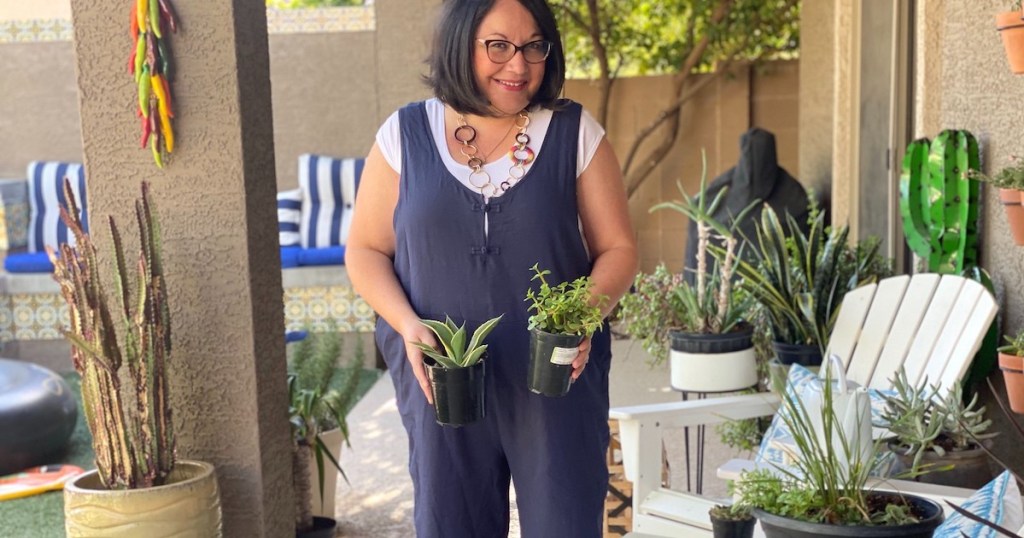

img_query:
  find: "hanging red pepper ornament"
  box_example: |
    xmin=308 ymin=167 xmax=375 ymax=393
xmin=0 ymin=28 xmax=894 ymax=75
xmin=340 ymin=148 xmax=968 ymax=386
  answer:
xmin=129 ymin=0 xmax=178 ymax=168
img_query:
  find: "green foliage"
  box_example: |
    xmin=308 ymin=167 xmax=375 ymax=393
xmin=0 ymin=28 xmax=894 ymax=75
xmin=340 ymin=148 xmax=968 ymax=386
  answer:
xmin=411 ymin=314 xmax=503 ymax=369
xmin=525 ymin=263 xmax=606 ymax=337
xmin=708 ymin=503 xmax=753 ymax=521
xmin=266 ymin=0 xmax=364 ymax=8
xmin=999 ymin=329 xmax=1024 ymax=356
xmin=968 ymin=158 xmax=1024 ymax=191
xmin=49 ymin=181 xmax=174 ymax=490
xmin=551 ymin=0 xmax=800 ymax=78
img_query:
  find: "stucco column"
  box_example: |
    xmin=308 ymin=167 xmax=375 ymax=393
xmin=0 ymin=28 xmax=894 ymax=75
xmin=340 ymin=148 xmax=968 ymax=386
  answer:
xmin=67 ymin=1 xmax=293 ymax=536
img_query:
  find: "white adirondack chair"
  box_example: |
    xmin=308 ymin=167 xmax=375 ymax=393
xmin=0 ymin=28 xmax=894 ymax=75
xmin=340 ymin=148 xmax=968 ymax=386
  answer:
xmin=611 ymin=273 xmax=999 ymax=537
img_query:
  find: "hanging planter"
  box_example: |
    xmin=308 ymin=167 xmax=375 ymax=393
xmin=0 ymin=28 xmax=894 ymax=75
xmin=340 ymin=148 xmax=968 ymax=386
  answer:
xmin=670 ymin=324 xmax=757 ymax=393
xmin=997 ymin=9 xmax=1024 ymax=74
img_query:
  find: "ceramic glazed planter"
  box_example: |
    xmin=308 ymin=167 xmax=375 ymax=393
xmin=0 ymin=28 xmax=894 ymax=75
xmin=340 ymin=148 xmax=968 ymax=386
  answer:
xmin=887 ymin=440 xmax=994 ymax=489
xmin=307 ymin=428 xmax=344 ymax=519
xmin=710 ymin=514 xmax=756 ymax=538
xmin=999 ymin=188 xmax=1024 ymax=245
xmin=997 ymin=10 xmax=1024 ymax=74
xmin=670 ymin=325 xmax=757 ymax=393
xmin=772 ymin=341 xmax=823 ymax=367
xmin=425 ymin=357 xmax=486 ymax=426
xmin=64 ymin=460 xmax=222 ymax=537
xmin=528 ymin=328 xmax=582 ymax=397
xmin=999 ymin=352 xmax=1024 ymax=414
xmin=753 ymin=492 xmax=943 ymax=538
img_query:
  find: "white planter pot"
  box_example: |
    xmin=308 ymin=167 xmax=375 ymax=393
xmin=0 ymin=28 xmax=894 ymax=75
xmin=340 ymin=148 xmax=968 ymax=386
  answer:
xmin=307 ymin=428 xmax=344 ymax=519
xmin=670 ymin=346 xmax=758 ymax=393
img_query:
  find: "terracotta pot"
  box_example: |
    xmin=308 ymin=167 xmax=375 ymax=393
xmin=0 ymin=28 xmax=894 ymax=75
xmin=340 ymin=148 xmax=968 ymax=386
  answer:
xmin=999 ymin=188 xmax=1024 ymax=245
xmin=999 ymin=352 xmax=1024 ymax=414
xmin=997 ymin=10 xmax=1024 ymax=74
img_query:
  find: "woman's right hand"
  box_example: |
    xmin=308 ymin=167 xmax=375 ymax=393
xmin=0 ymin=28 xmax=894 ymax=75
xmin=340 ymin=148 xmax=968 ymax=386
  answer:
xmin=402 ymin=319 xmax=437 ymax=405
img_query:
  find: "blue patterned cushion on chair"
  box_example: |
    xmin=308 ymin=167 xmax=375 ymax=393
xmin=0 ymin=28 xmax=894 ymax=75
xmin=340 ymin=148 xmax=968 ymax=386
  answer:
xmin=297 ymin=245 xmax=345 ymax=267
xmin=297 ymin=154 xmax=363 ymax=249
xmin=3 ymin=251 xmax=55 ymax=273
xmin=27 ymin=161 xmax=87 ymax=253
xmin=934 ymin=471 xmax=1023 ymax=538
xmin=277 ymin=189 xmax=302 ymax=247
xmin=280 ymin=246 xmax=301 ymax=269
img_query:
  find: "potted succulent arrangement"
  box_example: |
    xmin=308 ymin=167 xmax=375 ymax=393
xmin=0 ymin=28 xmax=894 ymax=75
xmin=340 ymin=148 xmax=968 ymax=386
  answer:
xmin=998 ymin=329 xmax=1024 ymax=413
xmin=524 ymin=263 xmax=606 ymax=397
xmin=48 ymin=181 xmax=223 ymax=537
xmin=733 ymin=369 xmax=944 ymax=538
xmin=708 ymin=503 xmax=756 ymax=538
xmin=967 ymin=157 xmax=1024 ymax=245
xmin=411 ymin=314 xmax=503 ymax=425
xmin=880 ymin=368 xmax=997 ymax=489
xmin=288 ymin=327 xmax=365 ymax=536
xmin=997 ymin=1 xmax=1024 ymax=74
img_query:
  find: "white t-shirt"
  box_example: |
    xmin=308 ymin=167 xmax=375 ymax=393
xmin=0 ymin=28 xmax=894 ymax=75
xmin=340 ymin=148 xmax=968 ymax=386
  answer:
xmin=375 ymin=98 xmax=606 ymax=196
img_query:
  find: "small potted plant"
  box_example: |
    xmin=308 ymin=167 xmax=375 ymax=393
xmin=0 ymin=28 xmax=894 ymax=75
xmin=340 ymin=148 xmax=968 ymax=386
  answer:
xmin=708 ymin=503 xmax=756 ymax=538
xmin=411 ymin=314 xmax=503 ymax=425
xmin=288 ymin=328 xmax=365 ymax=536
xmin=968 ymin=158 xmax=1024 ymax=245
xmin=49 ymin=181 xmax=222 ymax=536
xmin=998 ymin=329 xmax=1024 ymax=413
xmin=880 ymin=368 xmax=997 ymax=489
xmin=524 ymin=264 xmax=606 ymax=397
xmin=997 ymin=1 xmax=1024 ymax=74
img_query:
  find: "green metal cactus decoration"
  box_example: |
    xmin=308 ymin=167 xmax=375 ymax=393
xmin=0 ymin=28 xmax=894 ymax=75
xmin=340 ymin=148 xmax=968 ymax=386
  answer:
xmin=47 ymin=180 xmax=175 ymax=490
xmin=899 ymin=130 xmax=981 ymax=274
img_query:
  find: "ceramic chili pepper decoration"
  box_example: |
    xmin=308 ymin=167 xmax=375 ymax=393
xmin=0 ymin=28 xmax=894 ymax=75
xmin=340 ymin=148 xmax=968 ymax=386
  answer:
xmin=129 ymin=0 xmax=178 ymax=168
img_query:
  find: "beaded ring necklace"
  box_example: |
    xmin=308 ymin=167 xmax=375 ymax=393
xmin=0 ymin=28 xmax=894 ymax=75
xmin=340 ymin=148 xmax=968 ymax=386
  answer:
xmin=454 ymin=110 xmax=535 ymax=197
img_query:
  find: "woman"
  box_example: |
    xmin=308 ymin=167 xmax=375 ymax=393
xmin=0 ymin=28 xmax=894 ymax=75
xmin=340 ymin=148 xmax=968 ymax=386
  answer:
xmin=345 ymin=0 xmax=637 ymax=535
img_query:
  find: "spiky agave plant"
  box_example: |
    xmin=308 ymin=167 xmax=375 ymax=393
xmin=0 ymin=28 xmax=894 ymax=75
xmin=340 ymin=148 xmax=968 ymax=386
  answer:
xmin=412 ymin=314 xmax=504 ymax=368
xmin=47 ymin=179 xmax=174 ymax=489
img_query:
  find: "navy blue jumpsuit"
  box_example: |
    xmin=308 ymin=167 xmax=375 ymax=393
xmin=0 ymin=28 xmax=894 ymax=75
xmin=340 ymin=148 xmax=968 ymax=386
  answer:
xmin=374 ymin=100 xmax=612 ymax=537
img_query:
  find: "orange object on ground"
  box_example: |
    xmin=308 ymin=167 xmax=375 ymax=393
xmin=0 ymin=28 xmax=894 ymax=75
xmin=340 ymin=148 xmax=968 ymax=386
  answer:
xmin=0 ymin=464 xmax=86 ymax=501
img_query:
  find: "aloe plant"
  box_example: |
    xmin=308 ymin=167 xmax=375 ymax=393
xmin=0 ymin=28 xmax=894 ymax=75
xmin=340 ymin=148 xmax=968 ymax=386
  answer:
xmin=412 ymin=314 xmax=503 ymax=368
xmin=998 ymin=330 xmax=1024 ymax=356
xmin=47 ymin=179 xmax=174 ymax=490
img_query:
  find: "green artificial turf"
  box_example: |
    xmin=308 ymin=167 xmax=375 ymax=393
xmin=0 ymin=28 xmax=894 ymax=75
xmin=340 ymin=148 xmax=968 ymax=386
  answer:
xmin=0 ymin=367 xmax=381 ymax=538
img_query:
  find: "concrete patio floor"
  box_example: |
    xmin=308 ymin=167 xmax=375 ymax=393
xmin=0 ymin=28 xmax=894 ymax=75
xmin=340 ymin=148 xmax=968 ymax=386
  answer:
xmin=334 ymin=335 xmax=755 ymax=537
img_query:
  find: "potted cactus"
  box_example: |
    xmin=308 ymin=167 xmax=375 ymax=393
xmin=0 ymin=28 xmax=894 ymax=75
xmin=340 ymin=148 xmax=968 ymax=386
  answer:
xmin=411 ymin=314 xmax=503 ymax=425
xmin=47 ymin=180 xmax=222 ymax=537
xmin=997 ymin=1 xmax=1024 ymax=74
xmin=998 ymin=329 xmax=1024 ymax=414
xmin=524 ymin=264 xmax=606 ymax=397
xmin=967 ymin=157 xmax=1024 ymax=245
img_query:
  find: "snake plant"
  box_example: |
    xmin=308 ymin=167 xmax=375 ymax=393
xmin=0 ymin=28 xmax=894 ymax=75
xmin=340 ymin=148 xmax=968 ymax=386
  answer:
xmin=413 ymin=314 xmax=503 ymax=368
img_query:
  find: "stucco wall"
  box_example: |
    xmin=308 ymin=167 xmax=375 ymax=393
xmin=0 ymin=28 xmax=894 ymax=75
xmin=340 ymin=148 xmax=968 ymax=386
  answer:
xmin=798 ymin=0 xmax=834 ymax=202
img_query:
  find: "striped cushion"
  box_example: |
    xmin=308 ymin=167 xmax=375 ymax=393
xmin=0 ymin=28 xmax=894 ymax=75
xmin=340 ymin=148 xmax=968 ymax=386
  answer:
xmin=934 ymin=471 xmax=1022 ymax=538
xmin=27 ymin=161 xmax=88 ymax=253
xmin=297 ymin=154 xmax=363 ymax=248
xmin=277 ymin=189 xmax=302 ymax=247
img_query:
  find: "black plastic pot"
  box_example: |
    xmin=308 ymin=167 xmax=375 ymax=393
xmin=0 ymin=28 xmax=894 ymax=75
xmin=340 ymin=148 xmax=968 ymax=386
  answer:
xmin=670 ymin=322 xmax=754 ymax=354
xmin=528 ymin=329 xmax=583 ymax=397
xmin=710 ymin=515 xmax=756 ymax=538
xmin=888 ymin=440 xmax=995 ymax=489
xmin=296 ymin=516 xmax=337 ymax=538
xmin=753 ymin=492 xmax=943 ymax=538
xmin=772 ymin=341 xmax=823 ymax=367
xmin=424 ymin=358 xmax=486 ymax=426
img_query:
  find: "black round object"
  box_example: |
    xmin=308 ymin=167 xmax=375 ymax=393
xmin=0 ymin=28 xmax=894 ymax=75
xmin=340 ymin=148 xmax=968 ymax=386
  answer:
xmin=772 ymin=341 xmax=823 ymax=367
xmin=527 ymin=329 xmax=583 ymax=397
xmin=296 ymin=516 xmax=337 ymax=538
xmin=425 ymin=358 xmax=486 ymax=427
xmin=753 ymin=492 xmax=943 ymax=538
xmin=671 ymin=323 xmax=754 ymax=354
xmin=0 ymin=358 xmax=78 ymax=475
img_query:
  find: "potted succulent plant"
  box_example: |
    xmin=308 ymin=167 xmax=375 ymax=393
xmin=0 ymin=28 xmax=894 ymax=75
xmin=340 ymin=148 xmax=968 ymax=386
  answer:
xmin=733 ymin=369 xmax=944 ymax=538
xmin=524 ymin=264 xmax=606 ymax=397
xmin=968 ymin=159 xmax=1024 ymax=245
xmin=997 ymin=1 xmax=1024 ymax=74
xmin=998 ymin=329 xmax=1024 ymax=413
xmin=880 ymin=368 xmax=997 ymax=489
xmin=708 ymin=503 xmax=756 ymax=538
xmin=411 ymin=314 xmax=503 ymax=425
xmin=48 ymin=180 xmax=222 ymax=537
xmin=287 ymin=328 xmax=365 ymax=536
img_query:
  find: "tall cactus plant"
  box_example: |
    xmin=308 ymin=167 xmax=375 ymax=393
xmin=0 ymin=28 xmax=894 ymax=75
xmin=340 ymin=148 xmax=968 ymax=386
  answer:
xmin=899 ymin=130 xmax=980 ymax=274
xmin=47 ymin=180 xmax=175 ymax=489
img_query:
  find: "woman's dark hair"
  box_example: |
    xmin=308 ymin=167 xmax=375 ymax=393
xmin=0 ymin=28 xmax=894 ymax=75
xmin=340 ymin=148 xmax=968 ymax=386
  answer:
xmin=424 ymin=0 xmax=566 ymax=116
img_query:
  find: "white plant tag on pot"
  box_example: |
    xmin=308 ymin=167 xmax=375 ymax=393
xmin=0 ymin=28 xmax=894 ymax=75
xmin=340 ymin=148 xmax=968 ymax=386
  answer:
xmin=550 ymin=346 xmax=577 ymax=365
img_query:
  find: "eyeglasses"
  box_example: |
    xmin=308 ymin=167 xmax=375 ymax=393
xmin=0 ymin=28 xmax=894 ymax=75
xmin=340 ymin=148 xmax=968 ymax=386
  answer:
xmin=476 ymin=39 xmax=552 ymax=64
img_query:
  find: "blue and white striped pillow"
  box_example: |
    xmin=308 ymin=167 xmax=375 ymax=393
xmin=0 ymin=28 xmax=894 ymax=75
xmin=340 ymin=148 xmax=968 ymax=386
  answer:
xmin=277 ymin=189 xmax=302 ymax=247
xmin=27 ymin=161 xmax=88 ymax=253
xmin=934 ymin=471 xmax=1022 ymax=538
xmin=297 ymin=154 xmax=363 ymax=249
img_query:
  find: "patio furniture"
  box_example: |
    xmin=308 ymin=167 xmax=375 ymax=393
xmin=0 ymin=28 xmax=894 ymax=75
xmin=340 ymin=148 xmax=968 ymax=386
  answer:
xmin=0 ymin=358 xmax=77 ymax=475
xmin=611 ymin=273 xmax=998 ymax=537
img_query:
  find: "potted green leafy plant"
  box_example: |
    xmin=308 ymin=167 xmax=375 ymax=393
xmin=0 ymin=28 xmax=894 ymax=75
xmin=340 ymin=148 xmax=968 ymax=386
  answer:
xmin=411 ymin=314 xmax=503 ymax=425
xmin=524 ymin=264 xmax=606 ymax=397
xmin=880 ymin=368 xmax=996 ymax=489
xmin=49 ymin=181 xmax=222 ymax=537
xmin=288 ymin=328 xmax=365 ymax=536
xmin=997 ymin=1 xmax=1024 ymax=74
xmin=708 ymin=503 xmax=756 ymax=538
xmin=998 ymin=329 xmax=1024 ymax=413
xmin=967 ymin=158 xmax=1024 ymax=245
xmin=733 ymin=368 xmax=944 ymax=537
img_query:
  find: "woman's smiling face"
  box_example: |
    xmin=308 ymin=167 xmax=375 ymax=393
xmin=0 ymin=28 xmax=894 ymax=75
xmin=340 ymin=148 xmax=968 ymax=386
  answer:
xmin=473 ymin=0 xmax=546 ymax=116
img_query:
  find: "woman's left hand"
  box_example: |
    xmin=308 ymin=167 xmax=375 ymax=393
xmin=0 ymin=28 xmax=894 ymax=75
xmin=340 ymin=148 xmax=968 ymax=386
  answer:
xmin=570 ymin=336 xmax=592 ymax=381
